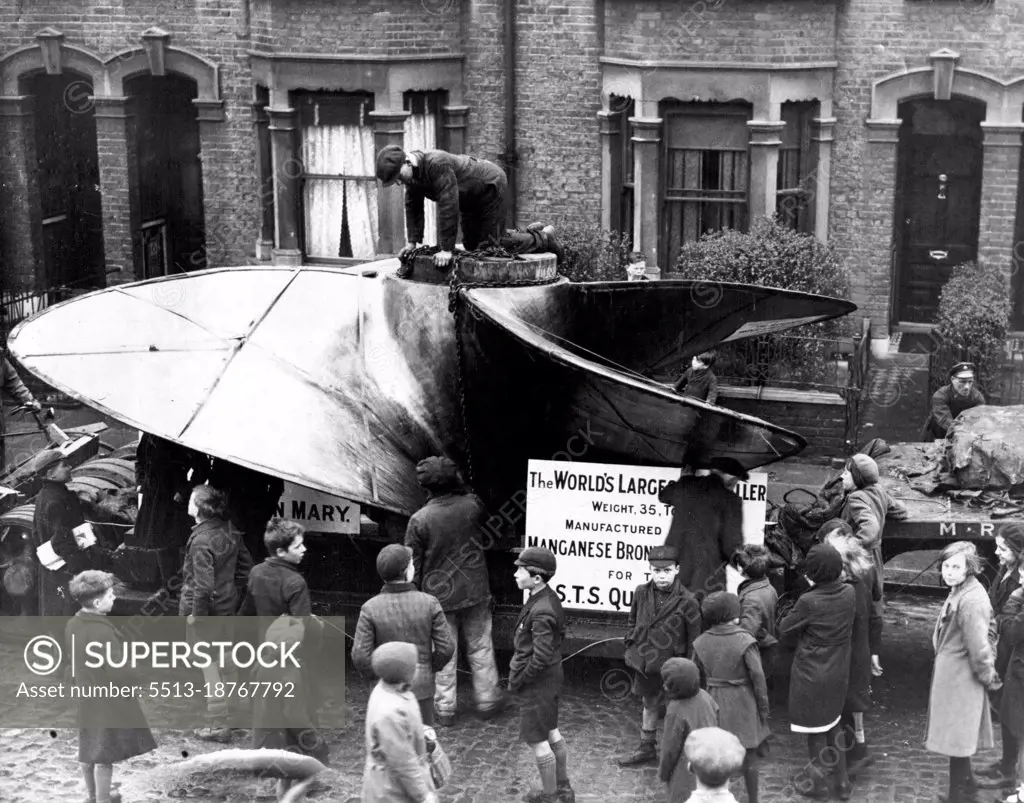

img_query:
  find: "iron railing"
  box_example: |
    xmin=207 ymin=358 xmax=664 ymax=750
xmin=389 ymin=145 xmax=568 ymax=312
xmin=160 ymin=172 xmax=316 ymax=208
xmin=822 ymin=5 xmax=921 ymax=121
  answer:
xmin=715 ymin=330 xmax=859 ymax=393
xmin=1 ymin=279 xmax=101 ymax=345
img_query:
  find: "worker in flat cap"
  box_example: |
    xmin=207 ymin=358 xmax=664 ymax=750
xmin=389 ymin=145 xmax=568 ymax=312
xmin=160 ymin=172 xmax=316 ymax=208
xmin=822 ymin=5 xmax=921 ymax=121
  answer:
xmin=510 ymin=546 xmax=575 ymax=803
xmin=921 ymin=361 xmax=986 ymax=440
xmin=404 ymin=455 xmax=505 ymax=726
xmin=376 ymin=145 xmax=508 ymax=269
xmin=618 ymin=544 xmax=703 ymax=769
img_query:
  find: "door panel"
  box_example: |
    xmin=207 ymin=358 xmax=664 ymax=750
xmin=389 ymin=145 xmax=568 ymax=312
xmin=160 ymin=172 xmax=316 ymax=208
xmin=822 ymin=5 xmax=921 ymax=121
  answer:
xmin=896 ymin=100 xmax=984 ymax=324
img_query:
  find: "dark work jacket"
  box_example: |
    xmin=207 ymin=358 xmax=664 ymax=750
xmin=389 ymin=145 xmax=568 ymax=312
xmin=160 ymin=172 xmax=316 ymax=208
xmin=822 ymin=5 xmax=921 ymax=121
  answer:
xmin=738 ymin=576 xmax=779 ymax=651
xmin=846 ymin=571 xmax=882 ymax=712
xmin=779 ymin=579 xmax=856 ymax=729
xmin=34 ymin=479 xmax=96 ymax=575
xmin=923 ymin=384 xmax=985 ymax=439
xmin=238 ymin=556 xmax=311 ymax=617
xmin=178 ymin=517 xmax=254 ymax=616
xmin=623 ymin=579 xmax=702 ymax=675
xmin=1 ymin=357 xmax=35 ymax=438
xmin=672 ymin=367 xmax=719 ymax=405
xmin=999 ymin=591 xmax=1024 ymax=738
xmin=403 ymin=150 xmax=507 ymax=250
xmin=660 ymin=475 xmax=744 ymax=600
xmin=405 ymin=491 xmax=491 ymax=612
xmin=509 ymin=585 xmax=565 ymax=692
xmin=990 ymin=563 xmax=1023 ymax=675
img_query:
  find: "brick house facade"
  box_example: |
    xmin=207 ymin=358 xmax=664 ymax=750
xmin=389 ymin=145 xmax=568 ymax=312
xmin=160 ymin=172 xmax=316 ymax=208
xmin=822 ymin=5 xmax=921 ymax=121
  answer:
xmin=1 ymin=0 xmax=1021 ymax=339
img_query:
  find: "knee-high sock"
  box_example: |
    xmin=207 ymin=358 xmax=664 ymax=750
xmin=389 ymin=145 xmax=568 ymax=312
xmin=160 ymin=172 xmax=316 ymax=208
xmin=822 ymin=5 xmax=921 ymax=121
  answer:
xmin=550 ymin=738 xmax=570 ymax=784
xmin=536 ymin=753 xmax=557 ymax=795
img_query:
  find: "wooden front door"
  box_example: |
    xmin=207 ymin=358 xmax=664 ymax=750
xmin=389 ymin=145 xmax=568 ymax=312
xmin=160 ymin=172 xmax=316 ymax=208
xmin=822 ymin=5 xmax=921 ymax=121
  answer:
xmin=894 ymin=99 xmax=984 ymax=324
xmin=26 ymin=73 xmax=104 ymax=292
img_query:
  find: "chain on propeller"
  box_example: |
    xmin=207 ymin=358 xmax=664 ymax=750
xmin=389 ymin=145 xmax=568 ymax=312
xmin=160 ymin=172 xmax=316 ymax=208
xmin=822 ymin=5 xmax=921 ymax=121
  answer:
xmin=398 ymin=244 xmax=561 ymax=486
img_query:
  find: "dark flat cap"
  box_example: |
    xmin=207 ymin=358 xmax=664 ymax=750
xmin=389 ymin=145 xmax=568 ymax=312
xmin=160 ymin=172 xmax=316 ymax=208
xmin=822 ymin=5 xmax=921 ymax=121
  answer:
xmin=375 ymin=145 xmax=406 ymax=186
xmin=515 ymin=546 xmax=557 ymax=575
xmin=649 ymin=545 xmax=679 ymax=565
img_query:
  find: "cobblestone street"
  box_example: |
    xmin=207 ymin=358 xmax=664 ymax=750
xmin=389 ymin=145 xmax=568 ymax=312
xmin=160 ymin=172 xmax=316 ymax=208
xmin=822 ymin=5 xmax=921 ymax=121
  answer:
xmin=0 ymin=592 xmax=1003 ymax=803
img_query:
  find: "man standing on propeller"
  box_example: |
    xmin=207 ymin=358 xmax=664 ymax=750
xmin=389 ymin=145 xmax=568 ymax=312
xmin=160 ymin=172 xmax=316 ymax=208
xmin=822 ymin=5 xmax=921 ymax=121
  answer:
xmin=376 ymin=145 xmax=509 ymax=270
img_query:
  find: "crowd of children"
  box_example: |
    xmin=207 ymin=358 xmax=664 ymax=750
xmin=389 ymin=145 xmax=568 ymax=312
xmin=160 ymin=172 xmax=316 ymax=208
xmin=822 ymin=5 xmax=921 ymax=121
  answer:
xmin=58 ymin=449 xmax=1022 ymax=803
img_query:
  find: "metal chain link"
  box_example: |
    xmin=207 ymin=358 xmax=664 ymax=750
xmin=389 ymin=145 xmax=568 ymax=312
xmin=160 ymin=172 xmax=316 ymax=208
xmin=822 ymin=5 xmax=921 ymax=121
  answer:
xmin=397 ymin=244 xmax=562 ymax=485
xmin=452 ymin=249 xmax=564 ymax=487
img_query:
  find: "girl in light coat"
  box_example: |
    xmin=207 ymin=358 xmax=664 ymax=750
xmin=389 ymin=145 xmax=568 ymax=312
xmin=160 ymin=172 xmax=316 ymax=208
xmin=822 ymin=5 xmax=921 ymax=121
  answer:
xmin=362 ymin=642 xmax=438 ymax=803
xmin=925 ymin=542 xmax=1001 ymax=803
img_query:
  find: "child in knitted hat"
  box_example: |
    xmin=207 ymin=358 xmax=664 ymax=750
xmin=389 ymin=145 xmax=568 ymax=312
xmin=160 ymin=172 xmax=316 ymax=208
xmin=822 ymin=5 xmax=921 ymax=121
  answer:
xmin=362 ymin=642 xmax=438 ymax=803
xmin=840 ymin=454 xmax=907 ymax=622
xmin=658 ymin=657 xmax=719 ymax=803
xmin=778 ymin=544 xmax=857 ymax=800
xmin=683 ymin=727 xmax=747 ymax=802
xmin=692 ymin=592 xmax=770 ymax=803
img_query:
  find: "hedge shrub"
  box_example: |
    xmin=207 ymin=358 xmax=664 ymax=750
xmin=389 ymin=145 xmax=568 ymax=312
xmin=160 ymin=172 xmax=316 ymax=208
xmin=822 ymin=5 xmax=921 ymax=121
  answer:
xmin=670 ymin=217 xmax=852 ymax=388
xmin=554 ymin=220 xmax=632 ymax=283
xmin=935 ymin=260 xmax=1011 ymax=396
xmin=673 ymin=216 xmax=849 ymax=301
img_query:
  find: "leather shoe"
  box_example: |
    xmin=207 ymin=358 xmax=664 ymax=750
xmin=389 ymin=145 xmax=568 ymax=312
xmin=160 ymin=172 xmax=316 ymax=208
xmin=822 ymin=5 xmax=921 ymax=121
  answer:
xmin=974 ymin=774 xmax=1014 ymax=790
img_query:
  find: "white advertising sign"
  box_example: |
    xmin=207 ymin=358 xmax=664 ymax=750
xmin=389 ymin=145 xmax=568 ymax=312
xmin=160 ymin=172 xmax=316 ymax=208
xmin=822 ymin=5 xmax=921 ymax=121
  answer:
xmin=274 ymin=482 xmax=360 ymax=534
xmin=524 ymin=460 xmax=767 ymax=613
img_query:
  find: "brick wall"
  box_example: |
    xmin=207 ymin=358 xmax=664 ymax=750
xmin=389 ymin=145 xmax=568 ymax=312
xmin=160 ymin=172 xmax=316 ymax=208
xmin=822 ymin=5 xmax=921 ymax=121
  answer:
xmin=463 ymin=0 xmax=506 ymax=167
xmin=605 ymin=0 xmax=837 ymax=63
xmin=0 ymin=103 xmax=40 ymax=293
xmin=719 ymin=393 xmax=850 ymax=457
xmin=830 ymin=0 xmax=1024 ymax=332
xmin=515 ymin=0 xmax=602 ymax=228
xmin=0 ymin=0 xmax=259 ymax=281
xmin=267 ymin=0 xmax=461 ymax=55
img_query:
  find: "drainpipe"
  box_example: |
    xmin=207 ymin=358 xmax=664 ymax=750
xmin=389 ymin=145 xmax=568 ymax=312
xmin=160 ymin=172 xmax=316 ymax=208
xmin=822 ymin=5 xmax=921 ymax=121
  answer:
xmin=502 ymin=0 xmax=518 ymax=226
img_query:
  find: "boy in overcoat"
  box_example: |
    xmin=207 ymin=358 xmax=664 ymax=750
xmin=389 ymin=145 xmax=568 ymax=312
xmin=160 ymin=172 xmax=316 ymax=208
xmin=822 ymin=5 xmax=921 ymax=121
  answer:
xmin=352 ymin=544 xmax=456 ymax=729
xmin=997 ymin=563 xmax=1024 ymax=800
xmin=976 ymin=528 xmax=1024 ymax=793
xmin=239 ymin=518 xmax=312 ymax=617
xmin=822 ymin=527 xmax=882 ymax=778
xmin=692 ymin=592 xmax=770 ymax=803
xmin=619 ymin=545 xmax=702 ymax=768
xmin=778 ymin=544 xmax=856 ymax=801
xmin=733 ymin=545 xmax=778 ymax=672
xmin=362 ymin=641 xmax=438 ymax=803
xmin=658 ymin=658 xmax=719 ymax=803
xmin=509 ymin=546 xmax=575 ymax=803
xmin=840 ymin=454 xmax=907 ymax=618
xmin=66 ymin=570 xmax=156 ymax=803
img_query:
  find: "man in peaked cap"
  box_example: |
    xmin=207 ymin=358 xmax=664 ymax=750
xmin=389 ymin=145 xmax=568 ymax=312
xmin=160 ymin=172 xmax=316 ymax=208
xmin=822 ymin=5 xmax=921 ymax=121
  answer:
xmin=921 ymin=361 xmax=986 ymax=440
xmin=511 ymin=546 xmax=575 ymax=803
xmin=618 ymin=543 xmax=703 ymax=769
xmin=376 ymin=145 xmax=508 ymax=269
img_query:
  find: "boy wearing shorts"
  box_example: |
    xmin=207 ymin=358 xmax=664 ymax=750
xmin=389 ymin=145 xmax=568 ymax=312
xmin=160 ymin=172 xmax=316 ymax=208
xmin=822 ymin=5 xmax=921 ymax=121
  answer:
xmin=510 ymin=546 xmax=574 ymax=803
xmin=619 ymin=545 xmax=702 ymax=767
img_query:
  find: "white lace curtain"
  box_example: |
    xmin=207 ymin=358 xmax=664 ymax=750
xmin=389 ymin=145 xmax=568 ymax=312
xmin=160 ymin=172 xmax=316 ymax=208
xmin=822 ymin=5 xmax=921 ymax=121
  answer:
xmin=302 ymin=103 xmax=379 ymax=260
xmin=403 ymin=106 xmax=438 ymax=246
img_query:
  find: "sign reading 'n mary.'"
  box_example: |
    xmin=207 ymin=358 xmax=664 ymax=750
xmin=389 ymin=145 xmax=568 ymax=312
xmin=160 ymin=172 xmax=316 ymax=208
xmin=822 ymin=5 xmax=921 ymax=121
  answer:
xmin=275 ymin=482 xmax=361 ymax=534
xmin=524 ymin=460 xmax=768 ymax=614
